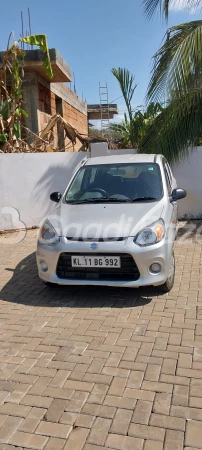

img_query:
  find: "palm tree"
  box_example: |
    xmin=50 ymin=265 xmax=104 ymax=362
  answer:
xmin=144 ymin=0 xmax=201 ymax=20
xmin=139 ymin=0 xmax=202 ymax=163
xmin=110 ymin=67 xmax=163 ymax=148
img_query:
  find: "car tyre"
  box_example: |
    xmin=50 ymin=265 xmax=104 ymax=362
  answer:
xmin=159 ymin=254 xmax=175 ymax=293
xmin=42 ymin=281 xmax=57 ymax=287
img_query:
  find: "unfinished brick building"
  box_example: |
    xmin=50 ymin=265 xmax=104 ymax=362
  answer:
xmin=16 ymin=49 xmax=88 ymax=151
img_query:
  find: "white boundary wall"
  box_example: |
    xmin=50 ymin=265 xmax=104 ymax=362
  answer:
xmin=0 ymin=144 xmax=202 ymax=230
xmin=0 ymin=152 xmax=89 ymax=230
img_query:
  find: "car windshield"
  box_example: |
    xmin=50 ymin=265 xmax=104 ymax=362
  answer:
xmin=65 ymin=162 xmax=163 ymax=203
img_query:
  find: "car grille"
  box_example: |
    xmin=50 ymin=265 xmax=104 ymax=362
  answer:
xmin=56 ymin=253 xmax=140 ymax=281
xmin=66 ymin=237 xmax=126 ymax=242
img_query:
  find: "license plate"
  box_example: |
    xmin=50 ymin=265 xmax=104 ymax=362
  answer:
xmin=71 ymin=256 xmax=121 ymax=268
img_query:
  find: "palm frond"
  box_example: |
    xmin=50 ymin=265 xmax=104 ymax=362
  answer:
xmin=139 ymin=89 xmax=202 ymax=163
xmin=143 ymin=0 xmax=201 ymax=20
xmin=147 ymin=20 xmax=202 ymax=103
xmin=111 ymin=68 xmax=137 ymax=121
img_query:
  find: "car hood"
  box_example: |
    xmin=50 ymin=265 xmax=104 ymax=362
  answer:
xmin=47 ymin=199 xmax=165 ymax=240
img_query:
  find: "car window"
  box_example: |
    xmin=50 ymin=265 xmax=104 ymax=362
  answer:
xmin=65 ymin=162 xmax=163 ymax=202
xmin=164 ymin=165 xmax=172 ymax=195
xmin=66 ymin=167 xmax=85 ymax=198
xmin=166 ymin=163 xmax=173 ymax=182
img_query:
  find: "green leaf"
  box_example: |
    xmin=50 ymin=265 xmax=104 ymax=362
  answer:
xmin=147 ymin=20 xmax=202 ymax=103
xmin=143 ymin=0 xmax=202 ymax=20
xmin=0 ymin=99 xmax=11 ymax=119
xmin=111 ymin=68 xmax=137 ymax=122
xmin=0 ymin=134 xmax=8 ymax=143
xmin=18 ymin=34 xmax=53 ymax=79
xmin=13 ymin=122 xmax=21 ymax=139
xmin=15 ymin=108 xmax=20 ymax=117
xmin=139 ymin=90 xmax=202 ymax=164
xmin=21 ymin=108 xmax=28 ymax=118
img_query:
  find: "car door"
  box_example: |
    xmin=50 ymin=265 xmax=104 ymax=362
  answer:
xmin=165 ymin=161 xmax=178 ymax=223
xmin=163 ymin=159 xmax=178 ymax=241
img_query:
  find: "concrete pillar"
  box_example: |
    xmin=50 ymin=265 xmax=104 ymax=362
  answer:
xmin=90 ymin=142 xmax=109 ymax=157
xmin=22 ymin=73 xmax=39 ymax=140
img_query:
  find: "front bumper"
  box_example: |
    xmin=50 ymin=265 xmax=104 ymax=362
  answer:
xmin=36 ymin=237 xmax=173 ymax=288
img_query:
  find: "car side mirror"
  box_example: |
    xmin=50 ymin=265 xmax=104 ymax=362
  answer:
xmin=170 ymin=188 xmax=187 ymax=203
xmin=50 ymin=192 xmax=62 ymax=203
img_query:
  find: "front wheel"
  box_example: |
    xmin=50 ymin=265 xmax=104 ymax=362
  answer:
xmin=159 ymin=254 xmax=175 ymax=293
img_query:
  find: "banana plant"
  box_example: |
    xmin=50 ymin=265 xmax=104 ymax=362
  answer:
xmin=0 ymin=34 xmax=53 ymax=149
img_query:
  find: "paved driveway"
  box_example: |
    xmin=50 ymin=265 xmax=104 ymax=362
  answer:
xmin=0 ymin=225 xmax=202 ymax=450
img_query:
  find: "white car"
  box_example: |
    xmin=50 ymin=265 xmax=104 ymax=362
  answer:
xmin=36 ymin=154 xmax=186 ymax=292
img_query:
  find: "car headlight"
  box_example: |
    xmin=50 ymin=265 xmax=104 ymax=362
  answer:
xmin=38 ymin=220 xmax=59 ymax=246
xmin=134 ymin=219 xmax=165 ymax=247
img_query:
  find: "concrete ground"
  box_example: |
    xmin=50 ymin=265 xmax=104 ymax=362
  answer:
xmin=0 ymin=224 xmax=202 ymax=450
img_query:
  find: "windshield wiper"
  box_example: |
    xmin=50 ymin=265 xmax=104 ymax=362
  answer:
xmin=67 ymin=196 xmax=157 ymax=204
xmin=132 ymin=197 xmax=157 ymax=202
xmin=67 ymin=197 xmax=132 ymax=204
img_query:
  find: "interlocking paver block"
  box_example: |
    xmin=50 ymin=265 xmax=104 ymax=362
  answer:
xmin=87 ymin=383 xmax=109 ymax=404
xmin=150 ymin=413 xmax=185 ymax=431
xmin=0 ymin=403 xmax=31 ymax=418
xmin=19 ymin=407 xmax=46 ymax=433
xmin=45 ymin=398 xmax=67 ymax=422
xmin=65 ymin=391 xmax=89 ymax=413
xmin=36 ymin=421 xmax=72 ymax=439
xmin=153 ymin=393 xmax=171 ymax=415
xmin=0 ymin=229 xmax=202 ymax=448
xmin=185 ymin=420 xmax=202 ymax=448
xmin=44 ymin=437 xmax=66 ymax=450
xmin=128 ymin=423 xmax=165 ymax=441
xmin=0 ymin=416 xmax=22 ymax=443
xmin=63 ymin=427 xmax=89 ymax=450
xmin=103 ymin=395 xmax=136 ymax=410
xmin=132 ymin=400 xmax=152 ymax=425
xmin=144 ymin=441 xmax=163 ymax=450
xmin=106 ymin=433 xmax=144 ymax=450
xmin=10 ymin=431 xmax=48 ymax=449
xmin=172 ymin=385 xmax=189 ymax=406
xmin=82 ymin=403 xmax=116 ymax=419
xmin=110 ymin=408 xmax=132 ymax=435
xmin=108 ymin=377 xmax=126 ymax=396
xmin=144 ymin=364 xmax=161 ymax=381
xmin=164 ymin=430 xmax=184 ymax=450
xmin=88 ymin=417 xmax=111 ymax=446
xmin=21 ymin=395 xmax=53 ymax=409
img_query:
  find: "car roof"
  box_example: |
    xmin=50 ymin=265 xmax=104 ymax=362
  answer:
xmin=85 ymin=154 xmax=162 ymax=166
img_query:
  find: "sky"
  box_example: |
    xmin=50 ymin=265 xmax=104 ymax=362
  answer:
xmin=1 ymin=0 xmax=201 ymax=122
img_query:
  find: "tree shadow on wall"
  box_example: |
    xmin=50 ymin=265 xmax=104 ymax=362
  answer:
xmin=32 ymin=153 xmax=88 ymax=220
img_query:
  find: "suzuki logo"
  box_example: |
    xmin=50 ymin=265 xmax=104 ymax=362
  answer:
xmin=91 ymin=243 xmax=98 ymax=250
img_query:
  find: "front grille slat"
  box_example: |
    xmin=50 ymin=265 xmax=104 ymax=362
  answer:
xmin=56 ymin=253 xmax=140 ymax=282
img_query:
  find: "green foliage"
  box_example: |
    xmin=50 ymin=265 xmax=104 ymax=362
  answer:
xmin=140 ymin=0 xmax=202 ymax=162
xmin=109 ymin=104 xmax=163 ymax=148
xmin=0 ymin=134 xmax=8 ymax=143
xmin=111 ymin=67 xmax=163 ymax=148
xmin=147 ymin=21 xmax=202 ymax=103
xmin=140 ymin=89 xmax=202 ymax=164
xmin=13 ymin=122 xmax=21 ymax=139
xmin=111 ymin=68 xmax=137 ymax=121
xmin=0 ymin=99 xmax=11 ymax=119
xmin=19 ymin=35 xmax=53 ymax=79
xmin=143 ymin=0 xmax=201 ymax=20
xmin=0 ymin=33 xmax=52 ymax=150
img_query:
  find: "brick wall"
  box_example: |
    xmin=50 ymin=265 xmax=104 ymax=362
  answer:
xmin=37 ymin=82 xmax=88 ymax=152
xmin=63 ymin=102 xmax=88 ymax=152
